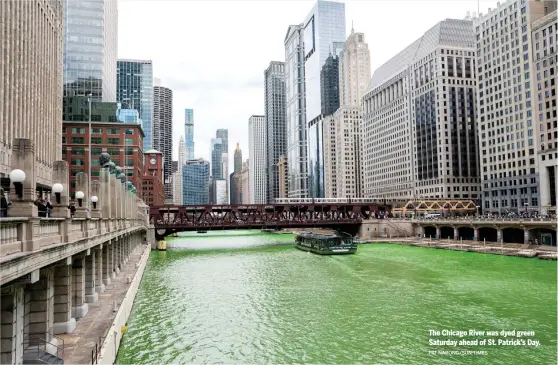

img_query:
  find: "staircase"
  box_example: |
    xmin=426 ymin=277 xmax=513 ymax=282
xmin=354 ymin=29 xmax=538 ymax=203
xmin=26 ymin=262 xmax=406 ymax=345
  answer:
xmin=383 ymin=218 xmax=413 ymax=238
xmin=22 ymin=334 xmax=64 ymax=365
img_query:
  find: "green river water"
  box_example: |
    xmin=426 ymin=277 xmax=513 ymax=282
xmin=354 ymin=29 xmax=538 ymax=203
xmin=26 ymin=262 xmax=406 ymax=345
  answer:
xmin=116 ymin=230 xmax=557 ymax=365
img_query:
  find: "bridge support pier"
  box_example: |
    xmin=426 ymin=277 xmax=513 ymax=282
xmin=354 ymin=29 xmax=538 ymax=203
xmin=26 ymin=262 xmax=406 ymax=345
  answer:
xmin=436 ymin=227 xmax=441 ymax=239
xmin=102 ymin=243 xmax=112 ymax=286
xmin=473 ymin=228 xmax=479 ymax=241
xmin=1 ymin=284 xmax=25 ymax=365
xmin=53 ymin=259 xmax=76 ymax=335
xmin=85 ymin=251 xmax=98 ymax=304
xmin=453 ymin=227 xmax=459 ymax=240
xmin=26 ymin=268 xmax=55 ymax=345
xmin=95 ymin=246 xmax=105 ymax=293
xmin=497 ymin=228 xmax=503 ymax=243
xmin=71 ymin=256 xmax=88 ymax=319
xmin=524 ymin=228 xmax=533 ymax=245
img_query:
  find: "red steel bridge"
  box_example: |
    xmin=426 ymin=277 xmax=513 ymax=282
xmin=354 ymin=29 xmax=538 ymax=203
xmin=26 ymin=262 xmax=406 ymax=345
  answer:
xmin=149 ymin=202 xmax=389 ymax=239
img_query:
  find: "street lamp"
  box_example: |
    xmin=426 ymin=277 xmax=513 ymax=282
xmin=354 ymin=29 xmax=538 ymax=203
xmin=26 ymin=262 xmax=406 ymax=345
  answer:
xmin=9 ymin=169 xmax=26 ymax=198
xmin=476 ymin=205 xmax=480 ymax=217
xmin=76 ymin=191 xmax=84 ymax=207
xmin=52 ymin=183 xmax=63 ymax=204
xmin=91 ymin=195 xmax=98 ymax=209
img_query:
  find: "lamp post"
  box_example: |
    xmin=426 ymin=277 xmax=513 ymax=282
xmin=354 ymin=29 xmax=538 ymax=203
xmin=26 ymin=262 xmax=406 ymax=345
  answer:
xmin=52 ymin=183 xmax=63 ymax=204
xmin=76 ymin=190 xmax=84 ymax=207
xmin=91 ymin=195 xmax=98 ymax=209
xmin=10 ymin=169 xmax=26 ymax=199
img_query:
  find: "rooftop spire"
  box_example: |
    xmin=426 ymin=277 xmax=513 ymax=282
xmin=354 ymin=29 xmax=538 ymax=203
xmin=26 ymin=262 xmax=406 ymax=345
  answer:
xmin=351 ymin=20 xmax=354 ymax=34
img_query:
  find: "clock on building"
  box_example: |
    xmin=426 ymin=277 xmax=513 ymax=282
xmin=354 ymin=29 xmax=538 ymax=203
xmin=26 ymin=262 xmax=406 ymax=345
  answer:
xmin=150 ymin=158 xmax=156 ymax=165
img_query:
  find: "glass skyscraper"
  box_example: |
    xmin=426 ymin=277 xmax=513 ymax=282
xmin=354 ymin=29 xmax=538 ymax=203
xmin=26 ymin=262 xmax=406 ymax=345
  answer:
xmin=116 ymin=59 xmax=154 ymax=150
xmin=304 ymin=0 xmax=346 ymax=198
xmin=183 ymin=159 xmax=210 ymax=205
xmin=211 ymin=138 xmax=224 ymax=178
xmin=63 ymin=0 xmax=117 ymax=102
xmin=185 ymin=109 xmax=194 ymax=160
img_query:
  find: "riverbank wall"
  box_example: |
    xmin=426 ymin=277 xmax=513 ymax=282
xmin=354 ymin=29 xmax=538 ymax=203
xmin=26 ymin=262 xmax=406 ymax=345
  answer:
xmin=97 ymin=245 xmax=151 ymax=364
xmin=360 ymin=239 xmax=557 ymax=260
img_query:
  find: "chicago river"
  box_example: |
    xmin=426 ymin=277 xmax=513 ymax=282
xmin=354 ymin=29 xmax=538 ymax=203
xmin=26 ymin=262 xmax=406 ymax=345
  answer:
xmin=115 ymin=231 xmax=556 ymax=364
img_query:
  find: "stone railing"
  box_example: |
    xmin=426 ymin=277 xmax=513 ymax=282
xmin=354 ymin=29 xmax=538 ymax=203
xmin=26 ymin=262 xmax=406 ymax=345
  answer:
xmin=0 ymin=217 xmax=147 ymax=259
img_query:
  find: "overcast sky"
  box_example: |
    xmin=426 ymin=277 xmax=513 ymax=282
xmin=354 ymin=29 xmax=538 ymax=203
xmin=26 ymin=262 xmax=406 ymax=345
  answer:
xmin=118 ymin=0 xmax=499 ymax=167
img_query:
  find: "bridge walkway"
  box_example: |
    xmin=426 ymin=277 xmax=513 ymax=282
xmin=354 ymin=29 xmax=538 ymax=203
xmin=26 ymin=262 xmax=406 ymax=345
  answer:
xmin=58 ymin=244 xmax=145 ymax=364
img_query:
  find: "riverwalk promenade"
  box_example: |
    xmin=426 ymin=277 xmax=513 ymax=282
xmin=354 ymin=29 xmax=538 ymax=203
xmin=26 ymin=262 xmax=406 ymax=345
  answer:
xmin=359 ymin=238 xmax=557 ymax=260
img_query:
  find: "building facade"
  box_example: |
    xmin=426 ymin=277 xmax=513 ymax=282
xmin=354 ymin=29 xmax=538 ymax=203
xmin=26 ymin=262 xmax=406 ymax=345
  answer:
xmin=363 ymin=19 xmax=480 ymax=202
xmin=304 ymin=0 xmax=346 ymax=199
xmin=241 ymin=160 xmax=251 ymax=204
xmin=231 ymin=144 xmax=243 ymax=204
xmin=62 ymin=121 xmax=144 ymax=199
xmin=183 ymin=159 xmax=210 ymax=205
xmin=475 ymin=0 xmax=557 ymax=214
xmin=216 ymin=129 xmax=229 ymax=153
xmin=185 ymin=109 xmax=195 ymax=160
xmin=116 ymin=59 xmax=153 ymax=150
xmin=0 ymin=0 xmax=64 ymax=190
xmin=142 ymin=150 xmax=165 ymax=207
xmin=278 ymin=155 xmax=289 ymax=198
xmin=320 ymin=54 xmax=340 ymax=116
xmin=213 ymin=179 xmax=228 ymax=205
xmin=152 ymin=85 xmax=173 ymax=201
xmin=284 ymin=24 xmax=308 ymax=198
xmin=175 ymin=136 xmax=186 ymax=205
xmin=324 ymin=29 xmax=371 ymax=198
xmin=249 ymin=115 xmax=267 ymax=204
xmin=532 ymin=10 xmax=557 ymax=214
xmin=211 ymin=138 xmax=224 ymax=179
xmin=264 ymin=61 xmax=287 ymax=203
xmin=63 ymin=0 xmax=117 ymax=102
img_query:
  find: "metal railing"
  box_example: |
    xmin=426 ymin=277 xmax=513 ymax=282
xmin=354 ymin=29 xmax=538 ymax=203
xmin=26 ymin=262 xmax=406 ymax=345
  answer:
xmin=23 ymin=332 xmax=65 ymax=364
xmin=90 ymin=336 xmax=106 ymax=365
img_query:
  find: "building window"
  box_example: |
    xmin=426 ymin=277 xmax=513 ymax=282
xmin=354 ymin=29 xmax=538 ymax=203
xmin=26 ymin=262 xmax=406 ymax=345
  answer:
xmin=91 ymin=137 xmax=102 ymax=144
xmin=71 ymin=159 xmax=84 ymax=166
xmin=125 ymin=138 xmax=133 ymax=145
xmin=92 ymin=128 xmax=102 ymax=134
xmin=71 ymin=127 xmax=85 ymax=134
xmin=125 ymin=129 xmax=134 ymax=135
xmin=107 ymin=148 xmax=120 ymax=155
xmin=108 ymin=138 xmax=120 ymax=145
xmin=62 ymin=147 xmax=67 ymax=155
xmin=72 ymin=148 xmax=85 ymax=155
xmin=108 ymin=128 xmax=120 ymax=135
xmin=72 ymin=137 xmax=85 ymax=144
xmin=91 ymin=148 xmax=102 ymax=155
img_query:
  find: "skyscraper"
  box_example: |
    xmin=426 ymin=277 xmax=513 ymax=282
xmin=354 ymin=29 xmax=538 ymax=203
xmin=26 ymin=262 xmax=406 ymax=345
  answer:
xmin=183 ymin=159 xmax=210 ymax=205
xmin=0 ymin=0 xmax=64 ymax=188
xmin=249 ymin=115 xmax=267 ymax=204
xmin=475 ymin=0 xmax=557 ymax=214
xmin=116 ymin=59 xmax=154 ymax=150
xmin=231 ymin=144 xmax=243 ymax=204
xmin=284 ymin=24 xmax=307 ymax=198
xmin=362 ymin=19 xmax=480 ymax=201
xmin=325 ymin=28 xmax=371 ymax=198
xmin=63 ymin=0 xmax=118 ymax=102
xmin=304 ymin=0 xmax=346 ymax=199
xmin=265 ymin=61 xmax=287 ymax=204
xmin=175 ymin=136 xmax=186 ymax=205
xmin=211 ymin=138 xmax=224 ymax=179
xmin=320 ymin=53 xmax=340 ymax=116
xmin=152 ymin=84 xmax=173 ymax=201
xmin=185 ymin=109 xmax=195 ymax=160
xmin=234 ymin=143 xmax=243 ymax=174
xmin=216 ymin=129 xmax=229 ymax=153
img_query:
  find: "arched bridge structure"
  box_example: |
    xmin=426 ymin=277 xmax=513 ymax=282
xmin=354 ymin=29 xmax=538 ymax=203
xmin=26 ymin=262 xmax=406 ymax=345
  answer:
xmin=149 ymin=202 xmax=389 ymax=239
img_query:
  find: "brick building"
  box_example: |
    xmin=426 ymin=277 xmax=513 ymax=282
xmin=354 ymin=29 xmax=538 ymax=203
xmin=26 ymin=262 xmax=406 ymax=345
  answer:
xmin=142 ymin=149 xmax=165 ymax=206
xmin=62 ymin=121 xmax=144 ymax=199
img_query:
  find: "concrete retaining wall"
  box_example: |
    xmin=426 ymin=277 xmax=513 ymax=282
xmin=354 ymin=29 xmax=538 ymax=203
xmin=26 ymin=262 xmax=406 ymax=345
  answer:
xmin=358 ymin=219 xmax=414 ymax=239
xmin=97 ymin=245 xmax=150 ymax=365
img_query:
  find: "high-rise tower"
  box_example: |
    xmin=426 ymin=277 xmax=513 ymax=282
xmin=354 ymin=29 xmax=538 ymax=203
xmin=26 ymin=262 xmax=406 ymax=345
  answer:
xmin=185 ymin=109 xmax=195 ymax=160
xmin=264 ymin=61 xmax=287 ymax=204
xmin=63 ymin=0 xmax=118 ymax=102
xmin=152 ymin=84 xmax=173 ymax=201
xmin=116 ymin=59 xmax=154 ymax=150
xmin=249 ymin=115 xmax=267 ymax=204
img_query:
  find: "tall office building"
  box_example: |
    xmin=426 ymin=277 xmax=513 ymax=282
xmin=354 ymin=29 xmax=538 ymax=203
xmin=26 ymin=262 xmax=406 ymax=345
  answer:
xmin=532 ymin=10 xmax=557 ymax=214
xmin=249 ymin=115 xmax=267 ymax=204
xmin=264 ymin=61 xmax=287 ymax=203
xmin=63 ymin=0 xmax=118 ymax=102
xmin=0 ymin=0 xmax=64 ymax=190
xmin=324 ymin=28 xmax=371 ymax=198
xmin=183 ymin=159 xmax=210 ymax=205
xmin=152 ymin=84 xmax=173 ymax=200
xmin=216 ymin=129 xmax=229 ymax=153
xmin=211 ymin=138 xmax=224 ymax=179
xmin=320 ymin=53 xmax=340 ymax=116
xmin=362 ymin=19 xmax=480 ymax=202
xmin=222 ymin=153 xmax=229 ymax=204
xmin=284 ymin=24 xmax=307 ymax=198
xmin=185 ymin=109 xmax=195 ymax=160
xmin=304 ymin=0 xmax=346 ymax=199
xmin=231 ymin=143 xmax=243 ymax=204
xmin=475 ymin=0 xmax=557 ymax=214
xmin=116 ymin=59 xmax=154 ymax=150
xmin=241 ymin=159 xmax=251 ymax=204
xmin=174 ymin=136 xmax=186 ymax=205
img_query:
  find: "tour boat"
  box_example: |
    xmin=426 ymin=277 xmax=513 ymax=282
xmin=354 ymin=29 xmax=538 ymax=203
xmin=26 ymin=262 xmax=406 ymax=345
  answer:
xmin=295 ymin=231 xmax=357 ymax=255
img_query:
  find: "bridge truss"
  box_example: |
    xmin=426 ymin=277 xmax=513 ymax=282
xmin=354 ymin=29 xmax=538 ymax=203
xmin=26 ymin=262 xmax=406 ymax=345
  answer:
xmin=392 ymin=199 xmax=478 ymax=215
xmin=149 ymin=203 xmax=388 ymax=238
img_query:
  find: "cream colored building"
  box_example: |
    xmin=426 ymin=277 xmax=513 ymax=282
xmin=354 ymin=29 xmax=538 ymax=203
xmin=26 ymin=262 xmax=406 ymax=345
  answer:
xmin=324 ymin=28 xmax=370 ymax=198
xmin=241 ymin=159 xmax=250 ymax=204
xmin=0 ymin=0 xmax=64 ymax=188
xmin=278 ymin=155 xmax=289 ymax=199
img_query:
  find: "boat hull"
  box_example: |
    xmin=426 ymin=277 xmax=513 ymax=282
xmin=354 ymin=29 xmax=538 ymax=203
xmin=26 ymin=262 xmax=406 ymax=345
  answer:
xmin=295 ymin=242 xmax=357 ymax=255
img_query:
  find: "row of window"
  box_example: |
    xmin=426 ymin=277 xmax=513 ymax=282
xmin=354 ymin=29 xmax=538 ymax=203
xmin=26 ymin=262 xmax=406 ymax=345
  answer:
xmin=63 ymin=136 xmax=134 ymax=145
